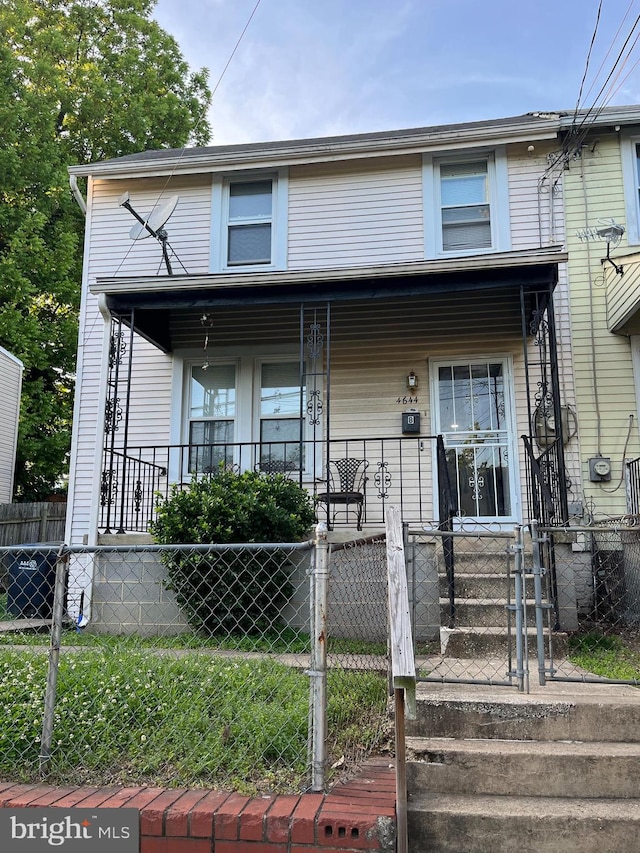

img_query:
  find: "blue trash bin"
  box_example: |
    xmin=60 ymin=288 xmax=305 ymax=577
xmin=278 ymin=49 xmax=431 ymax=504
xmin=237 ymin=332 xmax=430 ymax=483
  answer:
xmin=6 ymin=547 xmax=58 ymax=619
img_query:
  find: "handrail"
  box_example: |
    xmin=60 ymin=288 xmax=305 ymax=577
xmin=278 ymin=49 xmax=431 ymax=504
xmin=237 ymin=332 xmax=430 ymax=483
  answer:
xmin=385 ymin=504 xmax=415 ymax=853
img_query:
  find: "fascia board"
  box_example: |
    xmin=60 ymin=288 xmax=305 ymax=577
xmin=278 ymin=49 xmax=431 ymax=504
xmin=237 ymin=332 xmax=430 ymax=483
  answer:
xmin=91 ymin=247 xmax=568 ymax=296
xmin=69 ymin=121 xmax=560 ymax=181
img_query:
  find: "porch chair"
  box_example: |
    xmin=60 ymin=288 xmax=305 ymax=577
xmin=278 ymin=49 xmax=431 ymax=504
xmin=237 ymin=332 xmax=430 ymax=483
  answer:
xmin=317 ymin=458 xmax=369 ymax=530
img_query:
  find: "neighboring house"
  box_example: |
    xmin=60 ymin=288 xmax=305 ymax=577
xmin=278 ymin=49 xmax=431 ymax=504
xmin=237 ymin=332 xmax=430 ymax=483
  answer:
xmin=557 ymin=105 xmax=640 ymax=520
xmin=66 ymin=112 xmax=581 ymax=550
xmin=0 ymin=346 xmax=23 ymax=504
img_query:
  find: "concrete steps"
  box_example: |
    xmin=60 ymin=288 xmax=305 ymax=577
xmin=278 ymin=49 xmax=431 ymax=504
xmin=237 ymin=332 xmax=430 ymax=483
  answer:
xmin=407 ymin=792 xmax=640 ymax=853
xmin=405 ymin=681 xmax=640 ymax=853
xmin=436 ymin=542 xmax=559 ymax=657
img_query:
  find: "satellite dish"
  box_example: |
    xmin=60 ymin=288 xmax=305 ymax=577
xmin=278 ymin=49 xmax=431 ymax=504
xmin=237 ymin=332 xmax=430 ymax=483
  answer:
xmin=118 ymin=192 xmax=180 ymax=275
xmin=128 ymin=195 xmax=179 ymax=241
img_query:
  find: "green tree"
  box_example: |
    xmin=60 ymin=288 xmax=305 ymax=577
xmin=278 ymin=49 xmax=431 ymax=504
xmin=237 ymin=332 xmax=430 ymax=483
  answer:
xmin=0 ymin=0 xmax=211 ymax=500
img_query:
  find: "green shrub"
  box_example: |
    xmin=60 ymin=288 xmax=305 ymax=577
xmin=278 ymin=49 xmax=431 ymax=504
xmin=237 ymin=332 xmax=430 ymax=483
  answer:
xmin=150 ymin=469 xmax=316 ymax=635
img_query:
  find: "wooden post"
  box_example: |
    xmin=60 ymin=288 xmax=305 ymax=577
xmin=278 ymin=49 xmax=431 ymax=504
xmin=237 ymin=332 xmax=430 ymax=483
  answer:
xmin=385 ymin=505 xmax=416 ymax=853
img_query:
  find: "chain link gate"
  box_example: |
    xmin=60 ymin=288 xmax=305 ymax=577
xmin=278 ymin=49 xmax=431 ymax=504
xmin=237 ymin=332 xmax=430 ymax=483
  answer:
xmin=406 ymin=525 xmax=529 ymax=691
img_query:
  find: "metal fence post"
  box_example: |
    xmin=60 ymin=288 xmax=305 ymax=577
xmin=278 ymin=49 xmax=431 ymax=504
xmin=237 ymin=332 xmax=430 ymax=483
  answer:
xmin=511 ymin=525 xmax=528 ymax=693
xmin=309 ymin=522 xmax=329 ymax=792
xmin=530 ymin=520 xmax=548 ymax=686
xmin=39 ymin=546 xmax=67 ymax=775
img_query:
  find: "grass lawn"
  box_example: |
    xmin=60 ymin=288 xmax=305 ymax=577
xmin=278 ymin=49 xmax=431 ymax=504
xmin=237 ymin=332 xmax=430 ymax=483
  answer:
xmin=0 ymin=639 xmax=389 ymax=793
xmin=568 ymin=631 xmax=640 ymax=681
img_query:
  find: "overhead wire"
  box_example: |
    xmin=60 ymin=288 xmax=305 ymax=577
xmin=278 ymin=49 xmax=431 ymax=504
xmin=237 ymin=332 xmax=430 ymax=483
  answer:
xmin=111 ymin=0 xmax=264 ymax=279
xmin=571 ymin=0 xmax=603 ymax=125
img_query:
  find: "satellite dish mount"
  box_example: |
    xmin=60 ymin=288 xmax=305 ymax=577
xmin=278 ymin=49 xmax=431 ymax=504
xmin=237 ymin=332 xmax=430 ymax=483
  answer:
xmin=576 ymin=217 xmax=625 ymax=276
xmin=118 ymin=192 xmax=179 ymax=276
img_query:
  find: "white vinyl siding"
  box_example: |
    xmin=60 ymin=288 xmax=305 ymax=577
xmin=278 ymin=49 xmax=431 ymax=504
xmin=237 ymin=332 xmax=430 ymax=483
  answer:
xmin=508 ymin=142 xmax=565 ymax=249
xmin=88 ymin=176 xmax=212 ymax=278
xmin=288 ymin=156 xmax=424 ymax=269
xmin=0 ymin=348 xmax=23 ymax=503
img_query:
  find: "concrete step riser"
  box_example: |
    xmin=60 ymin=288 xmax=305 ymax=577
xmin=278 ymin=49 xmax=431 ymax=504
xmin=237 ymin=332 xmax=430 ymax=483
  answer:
xmin=407 ymin=805 xmax=640 ymax=853
xmin=439 ymin=575 xmax=536 ymax=598
xmin=439 ymin=602 xmax=538 ymax=627
xmin=438 ymin=627 xmax=567 ymax=657
xmin=406 ymin=698 xmax=640 ymax=743
xmin=406 ymin=745 xmax=640 ymax=798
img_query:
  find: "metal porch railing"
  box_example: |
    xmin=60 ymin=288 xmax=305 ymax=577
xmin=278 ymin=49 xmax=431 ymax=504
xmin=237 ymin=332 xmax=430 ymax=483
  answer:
xmin=99 ymin=435 xmax=450 ymax=535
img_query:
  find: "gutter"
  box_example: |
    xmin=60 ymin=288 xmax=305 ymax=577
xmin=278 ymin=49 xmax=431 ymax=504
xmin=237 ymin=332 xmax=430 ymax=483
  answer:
xmin=69 ymin=175 xmax=87 ymax=215
xmin=69 ymin=117 xmax=562 ymax=180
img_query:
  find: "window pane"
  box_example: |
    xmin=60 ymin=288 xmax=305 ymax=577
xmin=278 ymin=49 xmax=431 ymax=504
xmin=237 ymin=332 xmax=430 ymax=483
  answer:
xmin=441 ymin=173 xmax=487 ymax=207
xmin=261 ymin=362 xmax=304 ymax=416
xmin=260 ymin=419 xmax=302 ymax=471
xmin=229 ymin=181 xmax=272 ymax=219
xmin=189 ymin=420 xmax=234 ymax=473
xmin=442 ymin=204 xmax=491 ymax=224
xmin=228 ymin=223 xmax=272 ymax=264
xmin=442 ymin=221 xmax=491 ymax=251
xmin=190 ymin=364 xmax=236 ymax=418
xmin=441 ymin=161 xmax=490 ymax=252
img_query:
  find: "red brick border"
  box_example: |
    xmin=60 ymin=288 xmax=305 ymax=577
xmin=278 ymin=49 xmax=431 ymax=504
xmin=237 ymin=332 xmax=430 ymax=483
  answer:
xmin=0 ymin=758 xmax=396 ymax=852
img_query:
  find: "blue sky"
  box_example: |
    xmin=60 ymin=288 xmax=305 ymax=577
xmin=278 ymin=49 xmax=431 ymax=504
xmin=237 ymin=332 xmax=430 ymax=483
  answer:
xmin=152 ymin=0 xmax=640 ymax=145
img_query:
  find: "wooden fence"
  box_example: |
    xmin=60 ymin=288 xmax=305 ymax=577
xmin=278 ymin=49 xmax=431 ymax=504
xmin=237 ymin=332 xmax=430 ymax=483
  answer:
xmin=0 ymin=502 xmax=67 ymax=547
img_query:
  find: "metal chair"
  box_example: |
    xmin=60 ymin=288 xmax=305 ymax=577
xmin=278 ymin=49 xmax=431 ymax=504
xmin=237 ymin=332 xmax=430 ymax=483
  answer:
xmin=317 ymin=458 xmax=368 ymax=530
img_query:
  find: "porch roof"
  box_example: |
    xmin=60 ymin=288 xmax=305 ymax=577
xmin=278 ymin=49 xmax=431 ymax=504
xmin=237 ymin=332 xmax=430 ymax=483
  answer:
xmin=94 ymin=246 xmax=566 ymax=352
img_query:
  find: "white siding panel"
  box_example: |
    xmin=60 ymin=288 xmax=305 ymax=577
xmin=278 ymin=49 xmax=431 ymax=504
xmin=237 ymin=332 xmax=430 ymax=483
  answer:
xmin=288 ymin=157 xmax=424 ymax=269
xmin=508 ymin=142 xmax=565 ymax=250
xmin=0 ymin=348 xmax=23 ymax=503
xmin=89 ymin=176 xmax=212 ymax=280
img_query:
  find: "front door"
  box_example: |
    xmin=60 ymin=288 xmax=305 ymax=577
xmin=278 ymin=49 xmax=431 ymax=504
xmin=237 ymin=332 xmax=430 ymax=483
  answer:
xmin=432 ymin=358 xmax=517 ymax=523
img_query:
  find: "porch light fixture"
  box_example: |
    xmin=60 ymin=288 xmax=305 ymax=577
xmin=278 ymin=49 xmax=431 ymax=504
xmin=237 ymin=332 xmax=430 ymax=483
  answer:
xmin=406 ymin=371 xmax=418 ymax=392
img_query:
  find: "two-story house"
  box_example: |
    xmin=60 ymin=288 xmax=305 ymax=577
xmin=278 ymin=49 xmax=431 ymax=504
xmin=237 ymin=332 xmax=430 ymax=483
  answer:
xmin=66 ymin=112 xmax=576 ymax=552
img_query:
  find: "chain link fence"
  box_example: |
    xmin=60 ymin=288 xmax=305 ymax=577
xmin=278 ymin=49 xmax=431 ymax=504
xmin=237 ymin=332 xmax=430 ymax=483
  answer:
xmin=537 ymin=521 xmax=640 ymax=683
xmin=405 ymin=525 xmax=521 ymax=686
xmin=0 ymin=536 xmax=390 ymax=793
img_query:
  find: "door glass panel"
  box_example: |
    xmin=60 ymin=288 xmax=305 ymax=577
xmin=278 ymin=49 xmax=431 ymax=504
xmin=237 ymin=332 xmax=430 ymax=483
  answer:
xmin=438 ymin=361 xmax=511 ymax=519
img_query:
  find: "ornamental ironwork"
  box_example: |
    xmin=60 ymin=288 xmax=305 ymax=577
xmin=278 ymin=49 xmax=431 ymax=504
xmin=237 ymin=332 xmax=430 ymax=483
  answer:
xmin=374 ymin=463 xmax=391 ymax=500
xmin=306 ymin=389 xmax=323 ymax=426
xmin=108 ymin=329 xmax=127 ymax=368
xmin=104 ymin=397 xmax=123 ymax=434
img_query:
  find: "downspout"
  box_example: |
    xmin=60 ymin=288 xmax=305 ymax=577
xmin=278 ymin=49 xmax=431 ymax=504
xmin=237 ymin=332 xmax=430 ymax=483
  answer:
xmin=69 ymin=175 xmax=87 ymax=216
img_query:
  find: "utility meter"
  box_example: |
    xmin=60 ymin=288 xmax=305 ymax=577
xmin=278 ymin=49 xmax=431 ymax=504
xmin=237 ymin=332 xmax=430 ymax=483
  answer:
xmin=589 ymin=457 xmax=612 ymax=482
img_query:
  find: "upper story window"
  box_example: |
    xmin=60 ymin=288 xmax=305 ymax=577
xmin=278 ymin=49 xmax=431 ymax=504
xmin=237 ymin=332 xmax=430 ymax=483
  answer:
xmin=210 ymin=169 xmax=288 ymax=272
xmin=423 ymin=148 xmax=510 ymax=258
xmin=621 ymin=134 xmax=640 ymax=245
xmin=440 ymin=161 xmax=491 ymax=252
xmin=228 ymin=180 xmax=273 ymax=265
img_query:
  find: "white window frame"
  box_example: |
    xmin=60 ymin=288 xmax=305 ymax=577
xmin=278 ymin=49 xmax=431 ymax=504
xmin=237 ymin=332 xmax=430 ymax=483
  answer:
xmin=210 ymin=168 xmax=288 ymax=272
xmin=171 ymin=346 xmax=318 ymax=481
xmin=429 ymin=354 xmax=520 ymax=525
xmin=422 ymin=147 xmax=510 ymax=259
xmin=621 ymin=132 xmax=640 ymax=246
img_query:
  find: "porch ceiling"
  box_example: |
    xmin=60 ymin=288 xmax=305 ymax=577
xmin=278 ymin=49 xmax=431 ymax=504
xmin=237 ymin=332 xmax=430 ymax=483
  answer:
xmin=97 ymin=248 xmax=565 ymax=352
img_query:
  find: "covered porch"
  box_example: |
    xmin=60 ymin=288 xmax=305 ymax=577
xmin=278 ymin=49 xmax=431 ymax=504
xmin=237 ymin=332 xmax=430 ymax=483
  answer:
xmin=93 ymin=249 xmax=569 ymax=538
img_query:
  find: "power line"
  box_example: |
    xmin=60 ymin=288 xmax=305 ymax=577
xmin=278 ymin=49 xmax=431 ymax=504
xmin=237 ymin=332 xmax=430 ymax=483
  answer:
xmin=572 ymin=0 xmax=603 ymax=125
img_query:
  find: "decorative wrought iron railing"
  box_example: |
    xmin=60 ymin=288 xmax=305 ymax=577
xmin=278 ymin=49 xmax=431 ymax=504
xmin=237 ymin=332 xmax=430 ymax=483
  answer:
xmin=626 ymin=456 xmax=640 ymax=517
xmin=99 ymin=435 xmax=453 ymax=535
xmin=522 ymin=434 xmax=568 ymax=527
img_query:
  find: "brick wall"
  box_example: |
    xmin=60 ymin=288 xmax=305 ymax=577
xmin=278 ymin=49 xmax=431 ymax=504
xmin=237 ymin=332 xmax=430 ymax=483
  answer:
xmin=0 ymin=758 xmax=396 ymax=852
